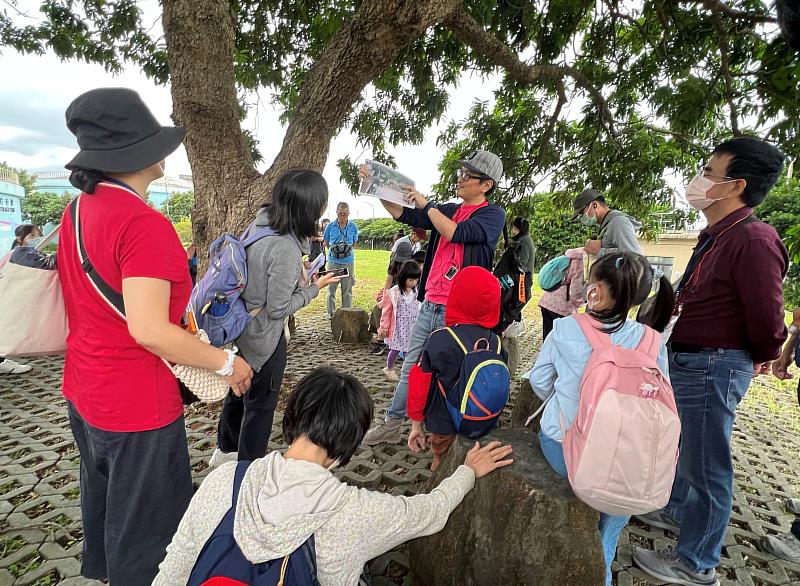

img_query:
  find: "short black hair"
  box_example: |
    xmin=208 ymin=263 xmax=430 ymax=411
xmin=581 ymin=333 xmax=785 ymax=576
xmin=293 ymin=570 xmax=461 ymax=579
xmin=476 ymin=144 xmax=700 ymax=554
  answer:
xmin=282 ymin=367 xmax=374 ymax=466
xmin=397 ymin=260 xmax=422 ymax=292
xmin=263 ymin=169 xmax=328 ymax=239
xmin=412 ymin=250 xmax=426 ymax=264
xmin=512 ymin=217 xmax=529 ymax=237
xmin=712 ymin=137 xmax=785 ymax=207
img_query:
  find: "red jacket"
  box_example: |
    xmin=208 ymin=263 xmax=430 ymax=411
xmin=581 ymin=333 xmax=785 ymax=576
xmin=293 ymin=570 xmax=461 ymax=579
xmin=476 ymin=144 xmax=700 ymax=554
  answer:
xmin=407 ymin=266 xmax=501 ymax=421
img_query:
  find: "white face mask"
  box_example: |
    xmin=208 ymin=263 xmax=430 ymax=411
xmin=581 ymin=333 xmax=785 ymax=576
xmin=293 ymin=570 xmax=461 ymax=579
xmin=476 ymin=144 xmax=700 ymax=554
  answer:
xmin=25 ymin=236 xmax=44 ymax=248
xmin=586 ymin=283 xmax=598 ymax=311
xmin=685 ymin=174 xmax=735 ymax=211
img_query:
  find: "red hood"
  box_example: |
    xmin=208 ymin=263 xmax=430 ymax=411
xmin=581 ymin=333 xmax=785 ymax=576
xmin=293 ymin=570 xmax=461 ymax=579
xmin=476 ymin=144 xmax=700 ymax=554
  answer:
xmin=445 ymin=266 xmax=501 ymax=328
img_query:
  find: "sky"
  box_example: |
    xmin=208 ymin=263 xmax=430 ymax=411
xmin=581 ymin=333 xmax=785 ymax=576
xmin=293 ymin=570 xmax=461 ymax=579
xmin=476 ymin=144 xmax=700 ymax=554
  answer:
xmin=0 ymin=1 xmax=500 ymax=220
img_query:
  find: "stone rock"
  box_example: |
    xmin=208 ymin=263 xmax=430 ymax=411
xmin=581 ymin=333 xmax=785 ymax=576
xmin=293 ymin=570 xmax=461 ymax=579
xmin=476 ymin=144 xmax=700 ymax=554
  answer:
xmin=510 ymin=379 xmax=544 ymax=432
xmin=409 ymin=429 xmax=604 ymax=586
xmin=368 ymin=303 xmax=382 ymax=334
xmin=331 ymin=308 xmax=372 ymax=343
xmin=503 ymin=335 xmax=519 ymax=377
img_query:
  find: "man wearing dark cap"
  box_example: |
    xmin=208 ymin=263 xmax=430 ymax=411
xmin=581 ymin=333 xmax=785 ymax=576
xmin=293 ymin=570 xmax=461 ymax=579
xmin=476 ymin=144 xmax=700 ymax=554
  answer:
xmin=359 ymin=149 xmax=506 ymax=445
xmin=571 ymin=188 xmax=643 ymax=256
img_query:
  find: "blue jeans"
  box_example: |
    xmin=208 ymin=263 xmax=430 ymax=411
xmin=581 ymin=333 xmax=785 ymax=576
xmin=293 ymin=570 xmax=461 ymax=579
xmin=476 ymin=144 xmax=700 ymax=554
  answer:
xmin=665 ymin=348 xmax=753 ymax=571
xmin=386 ymin=300 xmax=446 ymax=421
xmin=539 ymin=433 xmax=627 ymax=586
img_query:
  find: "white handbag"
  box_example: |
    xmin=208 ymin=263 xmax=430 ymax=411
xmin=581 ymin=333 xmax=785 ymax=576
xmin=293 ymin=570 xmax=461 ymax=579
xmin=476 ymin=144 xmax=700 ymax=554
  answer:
xmin=0 ymin=226 xmax=67 ymax=357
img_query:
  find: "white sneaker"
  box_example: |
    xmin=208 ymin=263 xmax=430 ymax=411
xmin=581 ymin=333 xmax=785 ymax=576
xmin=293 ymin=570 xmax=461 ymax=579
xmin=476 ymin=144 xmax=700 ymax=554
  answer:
xmin=382 ymin=367 xmax=399 ymax=381
xmin=0 ymin=359 xmax=32 ymax=375
xmin=209 ymin=448 xmax=238 ymax=468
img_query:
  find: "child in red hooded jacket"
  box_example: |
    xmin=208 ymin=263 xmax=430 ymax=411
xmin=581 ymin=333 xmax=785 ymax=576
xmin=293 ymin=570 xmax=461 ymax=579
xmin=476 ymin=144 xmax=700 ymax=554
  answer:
xmin=406 ymin=266 xmax=509 ymax=470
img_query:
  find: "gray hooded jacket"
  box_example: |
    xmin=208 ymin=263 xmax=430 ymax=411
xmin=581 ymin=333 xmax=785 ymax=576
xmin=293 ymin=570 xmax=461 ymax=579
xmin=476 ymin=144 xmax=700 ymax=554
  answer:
xmin=599 ymin=209 xmax=643 ymax=257
xmin=153 ymin=452 xmax=475 ymax=585
xmin=237 ymin=207 xmax=319 ymax=371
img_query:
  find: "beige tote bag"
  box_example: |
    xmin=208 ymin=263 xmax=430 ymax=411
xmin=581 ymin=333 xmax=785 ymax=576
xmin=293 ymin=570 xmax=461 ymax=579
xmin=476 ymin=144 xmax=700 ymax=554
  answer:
xmin=0 ymin=227 xmax=68 ymax=357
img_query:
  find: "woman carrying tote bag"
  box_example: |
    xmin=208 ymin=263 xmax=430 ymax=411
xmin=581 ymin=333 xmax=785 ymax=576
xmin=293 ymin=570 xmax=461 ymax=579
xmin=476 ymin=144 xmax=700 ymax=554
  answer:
xmin=57 ymin=88 xmax=253 ymax=586
xmin=210 ymin=169 xmax=340 ymax=466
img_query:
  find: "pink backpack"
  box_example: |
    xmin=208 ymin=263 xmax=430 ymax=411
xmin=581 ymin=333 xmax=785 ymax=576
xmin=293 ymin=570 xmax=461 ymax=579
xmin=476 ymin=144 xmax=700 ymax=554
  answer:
xmin=563 ymin=313 xmax=681 ymax=516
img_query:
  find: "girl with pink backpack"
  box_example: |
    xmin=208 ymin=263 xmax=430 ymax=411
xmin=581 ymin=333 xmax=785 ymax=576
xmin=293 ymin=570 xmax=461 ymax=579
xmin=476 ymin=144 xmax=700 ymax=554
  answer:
xmin=528 ymin=252 xmax=678 ymax=586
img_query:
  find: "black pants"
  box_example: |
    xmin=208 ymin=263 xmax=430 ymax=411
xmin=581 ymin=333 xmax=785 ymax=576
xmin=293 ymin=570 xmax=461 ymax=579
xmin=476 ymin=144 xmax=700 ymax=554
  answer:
xmin=217 ymin=335 xmax=287 ymax=460
xmin=67 ymin=401 xmax=193 ymax=585
xmin=541 ymin=306 xmax=564 ymax=341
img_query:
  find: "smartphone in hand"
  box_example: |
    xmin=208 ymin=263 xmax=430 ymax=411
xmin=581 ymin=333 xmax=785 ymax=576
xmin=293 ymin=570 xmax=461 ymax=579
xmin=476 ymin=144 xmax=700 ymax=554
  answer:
xmin=318 ymin=267 xmax=349 ymax=278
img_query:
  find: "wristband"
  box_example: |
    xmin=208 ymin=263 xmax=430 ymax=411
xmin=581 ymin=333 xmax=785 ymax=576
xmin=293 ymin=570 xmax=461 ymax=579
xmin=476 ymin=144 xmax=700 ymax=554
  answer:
xmin=215 ymin=349 xmax=236 ymax=377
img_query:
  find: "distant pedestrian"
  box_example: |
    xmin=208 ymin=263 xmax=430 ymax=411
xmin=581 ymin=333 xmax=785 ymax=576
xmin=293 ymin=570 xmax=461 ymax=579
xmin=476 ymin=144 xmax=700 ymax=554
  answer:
xmin=323 ymin=202 xmax=358 ymax=318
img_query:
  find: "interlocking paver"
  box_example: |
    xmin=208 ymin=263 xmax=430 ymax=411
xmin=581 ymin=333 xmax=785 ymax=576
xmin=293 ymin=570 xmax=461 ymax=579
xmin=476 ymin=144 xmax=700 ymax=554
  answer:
xmin=1 ymin=305 xmax=799 ymax=584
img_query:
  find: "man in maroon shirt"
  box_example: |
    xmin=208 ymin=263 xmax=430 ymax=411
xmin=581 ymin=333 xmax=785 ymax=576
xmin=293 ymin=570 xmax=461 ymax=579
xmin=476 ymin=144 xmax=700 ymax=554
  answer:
xmin=634 ymin=137 xmax=788 ymax=586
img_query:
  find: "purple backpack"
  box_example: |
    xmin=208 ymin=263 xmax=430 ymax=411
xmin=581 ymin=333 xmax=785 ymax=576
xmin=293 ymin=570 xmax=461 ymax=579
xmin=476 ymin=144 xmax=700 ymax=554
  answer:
xmin=188 ymin=223 xmax=276 ymax=346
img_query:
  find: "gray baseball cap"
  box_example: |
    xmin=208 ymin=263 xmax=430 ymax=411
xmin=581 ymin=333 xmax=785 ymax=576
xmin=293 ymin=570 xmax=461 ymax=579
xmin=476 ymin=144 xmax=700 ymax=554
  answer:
xmin=571 ymin=188 xmax=603 ymax=220
xmin=457 ymin=149 xmax=503 ymax=184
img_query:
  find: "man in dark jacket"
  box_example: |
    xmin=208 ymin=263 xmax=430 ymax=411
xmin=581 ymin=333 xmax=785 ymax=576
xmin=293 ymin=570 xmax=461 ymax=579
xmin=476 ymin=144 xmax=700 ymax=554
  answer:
xmin=360 ymin=149 xmax=506 ymax=445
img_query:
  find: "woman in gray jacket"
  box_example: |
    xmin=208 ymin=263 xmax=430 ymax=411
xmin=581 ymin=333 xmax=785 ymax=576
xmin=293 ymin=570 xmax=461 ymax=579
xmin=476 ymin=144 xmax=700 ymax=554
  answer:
xmin=211 ymin=170 xmax=340 ymax=465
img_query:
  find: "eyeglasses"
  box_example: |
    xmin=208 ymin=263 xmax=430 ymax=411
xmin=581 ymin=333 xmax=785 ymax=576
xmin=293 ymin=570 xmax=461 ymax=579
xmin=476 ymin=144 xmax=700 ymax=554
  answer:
xmin=457 ymin=169 xmax=489 ymax=182
xmin=698 ymin=163 xmax=733 ymax=181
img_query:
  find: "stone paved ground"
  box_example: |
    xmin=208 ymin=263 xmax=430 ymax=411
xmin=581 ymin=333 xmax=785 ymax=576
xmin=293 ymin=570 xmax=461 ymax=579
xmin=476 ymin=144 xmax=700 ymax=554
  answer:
xmin=1 ymin=306 xmax=800 ymax=585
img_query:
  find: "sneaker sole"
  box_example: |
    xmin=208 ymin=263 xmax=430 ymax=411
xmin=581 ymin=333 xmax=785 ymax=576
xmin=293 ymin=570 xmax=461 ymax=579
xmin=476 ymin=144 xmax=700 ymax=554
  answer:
xmin=635 ymin=516 xmax=681 ymax=535
xmin=632 ymin=552 xmax=719 ymax=586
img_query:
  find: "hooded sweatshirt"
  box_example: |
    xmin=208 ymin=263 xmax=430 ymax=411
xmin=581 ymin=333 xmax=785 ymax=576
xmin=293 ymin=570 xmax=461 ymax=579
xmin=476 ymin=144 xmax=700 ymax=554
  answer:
xmin=598 ymin=209 xmax=643 ymax=257
xmin=406 ymin=267 xmax=507 ymax=433
xmin=153 ymin=452 xmax=475 ymax=585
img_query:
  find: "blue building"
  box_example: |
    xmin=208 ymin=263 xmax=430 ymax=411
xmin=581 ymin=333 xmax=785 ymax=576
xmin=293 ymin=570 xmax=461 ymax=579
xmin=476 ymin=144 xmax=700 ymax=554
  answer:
xmin=33 ymin=171 xmax=194 ymax=209
xmin=0 ymin=169 xmax=25 ymax=252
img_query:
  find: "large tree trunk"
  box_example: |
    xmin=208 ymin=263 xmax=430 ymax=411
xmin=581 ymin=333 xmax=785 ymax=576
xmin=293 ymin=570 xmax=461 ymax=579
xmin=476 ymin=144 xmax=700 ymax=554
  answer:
xmin=162 ymin=0 xmax=461 ymax=255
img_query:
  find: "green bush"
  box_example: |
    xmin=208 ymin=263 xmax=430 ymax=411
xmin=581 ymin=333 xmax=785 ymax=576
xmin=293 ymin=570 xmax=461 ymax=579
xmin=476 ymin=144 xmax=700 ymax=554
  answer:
xmin=353 ymin=218 xmax=407 ymax=242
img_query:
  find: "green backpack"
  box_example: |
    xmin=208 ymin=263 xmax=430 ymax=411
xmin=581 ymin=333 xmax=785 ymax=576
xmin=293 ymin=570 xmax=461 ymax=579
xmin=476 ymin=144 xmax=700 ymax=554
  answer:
xmin=538 ymin=255 xmax=571 ymax=292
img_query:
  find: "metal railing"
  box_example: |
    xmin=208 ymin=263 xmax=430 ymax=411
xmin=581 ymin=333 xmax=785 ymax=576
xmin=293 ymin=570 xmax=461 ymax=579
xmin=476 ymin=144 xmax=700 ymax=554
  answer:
xmin=0 ymin=169 xmax=20 ymax=185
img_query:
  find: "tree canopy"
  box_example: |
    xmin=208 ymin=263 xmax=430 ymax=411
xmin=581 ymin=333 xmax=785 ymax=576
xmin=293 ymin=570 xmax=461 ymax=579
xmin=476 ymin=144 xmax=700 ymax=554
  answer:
xmin=2 ymin=0 xmax=797 ymax=245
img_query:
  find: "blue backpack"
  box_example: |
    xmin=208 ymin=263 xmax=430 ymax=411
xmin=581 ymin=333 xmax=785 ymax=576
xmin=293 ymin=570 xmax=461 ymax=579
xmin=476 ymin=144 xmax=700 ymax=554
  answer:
xmin=189 ymin=223 xmax=276 ymax=346
xmin=537 ymin=255 xmax=571 ymax=292
xmin=438 ymin=327 xmax=510 ymax=439
xmin=187 ymin=461 xmax=319 ymax=586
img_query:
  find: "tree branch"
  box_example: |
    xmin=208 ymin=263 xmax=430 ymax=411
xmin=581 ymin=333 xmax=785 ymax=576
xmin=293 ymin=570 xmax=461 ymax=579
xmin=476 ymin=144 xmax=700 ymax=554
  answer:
xmin=259 ymin=0 xmax=463 ymax=191
xmin=699 ymin=0 xmax=778 ymax=23
xmin=710 ymin=10 xmax=742 ymax=136
xmin=445 ymin=11 xmax=618 ymax=137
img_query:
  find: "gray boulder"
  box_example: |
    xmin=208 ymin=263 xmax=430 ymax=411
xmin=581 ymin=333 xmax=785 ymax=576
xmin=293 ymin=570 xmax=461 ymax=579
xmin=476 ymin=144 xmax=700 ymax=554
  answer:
xmin=331 ymin=307 xmax=371 ymax=343
xmin=409 ymin=429 xmax=604 ymax=586
xmin=510 ymin=378 xmax=544 ymax=432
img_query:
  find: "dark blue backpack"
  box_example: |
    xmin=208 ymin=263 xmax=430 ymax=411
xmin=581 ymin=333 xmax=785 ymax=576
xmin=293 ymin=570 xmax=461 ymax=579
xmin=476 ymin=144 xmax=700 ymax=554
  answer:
xmin=187 ymin=461 xmax=319 ymax=586
xmin=437 ymin=327 xmax=511 ymax=439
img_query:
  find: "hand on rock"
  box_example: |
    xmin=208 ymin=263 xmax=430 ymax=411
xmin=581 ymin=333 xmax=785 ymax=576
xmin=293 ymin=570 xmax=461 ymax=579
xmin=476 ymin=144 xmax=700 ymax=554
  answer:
xmin=464 ymin=441 xmax=513 ymax=479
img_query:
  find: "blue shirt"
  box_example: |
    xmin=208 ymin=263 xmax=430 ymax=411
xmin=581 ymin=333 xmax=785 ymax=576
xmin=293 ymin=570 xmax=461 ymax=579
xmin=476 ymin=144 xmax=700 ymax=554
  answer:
xmin=528 ymin=316 xmax=670 ymax=442
xmin=323 ymin=221 xmax=358 ymax=264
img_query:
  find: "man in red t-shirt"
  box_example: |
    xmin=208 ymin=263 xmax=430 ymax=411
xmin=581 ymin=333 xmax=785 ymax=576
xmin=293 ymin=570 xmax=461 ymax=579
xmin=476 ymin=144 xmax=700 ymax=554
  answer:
xmin=360 ymin=150 xmax=506 ymax=445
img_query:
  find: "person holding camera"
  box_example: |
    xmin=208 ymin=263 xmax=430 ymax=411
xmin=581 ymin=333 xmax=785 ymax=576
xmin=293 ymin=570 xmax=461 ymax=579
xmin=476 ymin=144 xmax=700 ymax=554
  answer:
xmin=323 ymin=202 xmax=358 ymax=319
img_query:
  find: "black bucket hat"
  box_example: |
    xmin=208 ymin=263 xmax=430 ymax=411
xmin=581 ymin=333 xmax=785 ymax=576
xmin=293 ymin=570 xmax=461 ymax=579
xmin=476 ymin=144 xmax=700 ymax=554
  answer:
xmin=65 ymin=88 xmax=185 ymax=173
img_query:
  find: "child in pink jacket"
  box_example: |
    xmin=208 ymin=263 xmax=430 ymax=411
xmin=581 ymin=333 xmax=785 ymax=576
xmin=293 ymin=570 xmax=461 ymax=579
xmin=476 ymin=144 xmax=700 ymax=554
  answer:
xmin=378 ymin=261 xmax=422 ymax=380
xmin=538 ymin=247 xmax=586 ymax=340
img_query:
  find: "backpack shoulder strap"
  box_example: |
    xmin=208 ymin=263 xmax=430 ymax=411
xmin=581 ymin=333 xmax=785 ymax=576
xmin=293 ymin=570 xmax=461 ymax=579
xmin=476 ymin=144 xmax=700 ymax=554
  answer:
xmin=444 ymin=327 xmax=468 ymax=355
xmin=495 ymin=333 xmax=502 ymax=355
xmin=231 ymin=460 xmax=251 ymax=508
xmin=574 ymin=312 xmax=606 ymax=351
xmin=635 ymin=324 xmax=661 ymax=361
xmin=241 ymin=226 xmax=277 ymax=248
